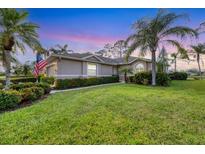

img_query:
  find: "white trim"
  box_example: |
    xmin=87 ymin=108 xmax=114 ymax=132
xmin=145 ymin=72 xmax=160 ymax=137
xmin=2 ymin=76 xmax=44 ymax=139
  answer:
xmin=54 ymin=74 xmax=113 ymax=77
xmin=54 ymin=74 xmax=113 ymax=78
xmin=83 ymin=54 xmax=105 ymax=63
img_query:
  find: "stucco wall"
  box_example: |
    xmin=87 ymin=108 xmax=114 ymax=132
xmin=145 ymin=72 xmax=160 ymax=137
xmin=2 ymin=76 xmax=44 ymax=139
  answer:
xmin=46 ymin=60 xmax=57 ymax=77
xmin=48 ymin=57 xmax=150 ymax=79
xmin=100 ymin=64 xmax=114 ymax=76
xmin=57 ymin=59 xmax=83 ymax=78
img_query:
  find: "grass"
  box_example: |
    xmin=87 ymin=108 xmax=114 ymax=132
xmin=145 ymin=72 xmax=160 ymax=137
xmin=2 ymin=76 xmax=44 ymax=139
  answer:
xmin=0 ymin=80 xmax=205 ymax=144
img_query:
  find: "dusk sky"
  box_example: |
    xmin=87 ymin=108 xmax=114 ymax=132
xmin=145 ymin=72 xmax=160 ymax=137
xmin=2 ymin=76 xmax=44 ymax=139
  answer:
xmin=17 ymin=8 xmax=205 ymax=67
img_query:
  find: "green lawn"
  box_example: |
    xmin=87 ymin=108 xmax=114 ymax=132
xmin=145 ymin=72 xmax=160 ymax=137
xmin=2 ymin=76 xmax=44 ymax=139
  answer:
xmin=0 ymin=80 xmax=205 ymax=144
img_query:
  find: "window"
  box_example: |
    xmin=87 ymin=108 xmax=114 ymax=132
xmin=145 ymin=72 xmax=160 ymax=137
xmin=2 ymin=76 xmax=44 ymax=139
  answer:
xmin=135 ymin=63 xmax=145 ymax=72
xmin=87 ymin=63 xmax=97 ymax=76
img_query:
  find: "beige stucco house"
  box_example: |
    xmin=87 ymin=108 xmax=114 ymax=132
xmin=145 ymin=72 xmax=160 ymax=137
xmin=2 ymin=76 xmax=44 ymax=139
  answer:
xmin=46 ymin=52 xmax=152 ymax=80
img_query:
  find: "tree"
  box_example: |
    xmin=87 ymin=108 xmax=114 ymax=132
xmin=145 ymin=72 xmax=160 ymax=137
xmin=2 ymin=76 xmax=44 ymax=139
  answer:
xmin=126 ymin=9 xmax=197 ymax=86
xmin=190 ymin=43 xmax=205 ymax=79
xmin=49 ymin=44 xmax=74 ymax=55
xmin=157 ymin=46 xmax=169 ymax=73
xmin=113 ymin=40 xmax=128 ymax=58
xmin=119 ymin=67 xmax=133 ymax=83
xmin=96 ymin=42 xmax=128 ymax=58
xmin=170 ymin=53 xmax=178 ymax=72
xmin=0 ymin=9 xmax=41 ymax=89
xmin=12 ymin=61 xmax=33 ymax=76
xmin=22 ymin=61 xmax=33 ymax=76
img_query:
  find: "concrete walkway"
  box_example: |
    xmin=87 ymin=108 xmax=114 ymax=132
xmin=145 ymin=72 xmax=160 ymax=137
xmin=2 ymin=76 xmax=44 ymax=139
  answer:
xmin=50 ymin=82 xmax=123 ymax=94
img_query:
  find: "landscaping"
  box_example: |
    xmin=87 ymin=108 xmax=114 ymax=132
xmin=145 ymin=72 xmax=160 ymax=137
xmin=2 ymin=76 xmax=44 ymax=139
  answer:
xmin=55 ymin=76 xmax=119 ymax=89
xmin=0 ymin=82 xmax=51 ymax=111
xmin=0 ymin=80 xmax=205 ymax=144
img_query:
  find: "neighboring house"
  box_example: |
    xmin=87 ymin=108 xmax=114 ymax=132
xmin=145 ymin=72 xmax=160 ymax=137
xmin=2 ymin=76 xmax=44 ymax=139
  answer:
xmin=46 ymin=52 xmax=152 ymax=80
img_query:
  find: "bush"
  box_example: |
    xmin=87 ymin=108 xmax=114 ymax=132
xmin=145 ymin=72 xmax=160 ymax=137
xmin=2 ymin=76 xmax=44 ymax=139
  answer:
xmin=55 ymin=76 xmax=119 ymax=89
xmin=35 ymin=83 xmax=51 ymax=94
xmin=156 ymin=72 xmax=171 ymax=86
xmin=168 ymin=72 xmax=188 ymax=80
xmin=128 ymin=76 xmax=134 ymax=83
xmin=10 ymin=82 xmax=51 ymax=94
xmin=134 ymin=72 xmax=152 ymax=85
xmin=0 ymin=77 xmax=36 ymax=85
xmin=0 ymin=90 xmax=22 ymax=110
xmin=10 ymin=82 xmax=35 ymax=90
xmin=133 ymin=72 xmax=170 ymax=86
xmin=21 ymin=87 xmax=44 ymax=101
xmin=40 ymin=76 xmax=55 ymax=85
xmin=0 ymin=83 xmax=3 ymax=90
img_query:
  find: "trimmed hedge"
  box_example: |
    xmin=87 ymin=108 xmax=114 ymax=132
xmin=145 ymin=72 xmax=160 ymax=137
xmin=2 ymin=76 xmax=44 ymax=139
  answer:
xmin=56 ymin=76 xmax=119 ymax=89
xmin=168 ymin=72 xmax=188 ymax=80
xmin=0 ymin=84 xmax=3 ymax=90
xmin=0 ymin=90 xmax=22 ymax=110
xmin=133 ymin=72 xmax=171 ymax=86
xmin=0 ymin=77 xmax=36 ymax=85
xmin=20 ymin=87 xmax=44 ymax=101
xmin=40 ymin=76 xmax=55 ymax=85
xmin=10 ymin=82 xmax=51 ymax=94
xmin=36 ymin=83 xmax=51 ymax=94
xmin=0 ymin=82 xmax=51 ymax=111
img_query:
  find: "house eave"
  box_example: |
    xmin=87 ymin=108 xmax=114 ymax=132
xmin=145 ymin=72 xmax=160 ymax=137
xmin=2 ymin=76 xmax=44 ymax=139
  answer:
xmin=47 ymin=54 xmax=118 ymax=66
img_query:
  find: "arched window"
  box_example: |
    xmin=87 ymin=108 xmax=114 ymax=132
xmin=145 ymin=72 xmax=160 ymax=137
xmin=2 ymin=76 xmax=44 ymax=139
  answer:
xmin=135 ymin=63 xmax=145 ymax=72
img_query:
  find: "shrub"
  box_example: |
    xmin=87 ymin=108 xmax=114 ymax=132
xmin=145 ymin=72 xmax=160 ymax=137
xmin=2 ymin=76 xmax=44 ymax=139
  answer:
xmin=156 ymin=72 xmax=171 ymax=86
xmin=21 ymin=87 xmax=44 ymax=101
xmin=40 ymin=76 xmax=55 ymax=85
xmin=134 ymin=72 xmax=152 ymax=84
xmin=168 ymin=72 xmax=188 ymax=80
xmin=10 ymin=82 xmax=35 ymax=90
xmin=192 ymin=76 xmax=200 ymax=80
xmin=55 ymin=76 xmax=119 ymax=89
xmin=35 ymin=83 xmax=51 ymax=94
xmin=0 ymin=83 xmax=3 ymax=90
xmin=0 ymin=90 xmax=22 ymax=110
xmin=0 ymin=77 xmax=36 ymax=85
xmin=133 ymin=72 xmax=170 ymax=86
xmin=10 ymin=82 xmax=51 ymax=94
xmin=128 ymin=76 xmax=134 ymax=83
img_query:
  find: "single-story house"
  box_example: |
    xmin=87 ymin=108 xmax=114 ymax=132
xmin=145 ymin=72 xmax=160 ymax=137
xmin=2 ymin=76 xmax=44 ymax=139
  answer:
xmin=46 ymin=52 xmax=152 ymax=80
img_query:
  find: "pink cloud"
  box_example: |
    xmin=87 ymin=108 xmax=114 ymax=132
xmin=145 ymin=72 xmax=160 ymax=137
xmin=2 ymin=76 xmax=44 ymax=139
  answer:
xmin=40 ymin=32 xmax=123 ymax=45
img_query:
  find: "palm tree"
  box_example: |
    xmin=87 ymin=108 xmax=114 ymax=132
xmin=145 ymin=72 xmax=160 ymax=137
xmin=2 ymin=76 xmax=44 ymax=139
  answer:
xmin=0 ymin=9 xmax=41 ymax=89
xmin=157 ymin=46 xmax=169 ymax=73
xmin=22 ymin=61 xmax=33 ymax=76
xmin=49 ymin=44 xmax=73 ymax=55
xmin=170 ymin=53 xmax=178 ymax=72
xmin=126 ymin=9 xmax=197 ymax=86
xmin=119 ymin=67 xmax=133 ymax=83
xmin=190 ymin=43 xmax=205 ymax=79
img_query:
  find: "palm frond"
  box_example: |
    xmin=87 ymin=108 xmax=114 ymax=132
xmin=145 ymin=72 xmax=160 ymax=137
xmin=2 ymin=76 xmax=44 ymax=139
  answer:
xmin=166 ymin=39 xmax=189 ymax=59
xmin=160 ymin=26 xmax=198 ymax=39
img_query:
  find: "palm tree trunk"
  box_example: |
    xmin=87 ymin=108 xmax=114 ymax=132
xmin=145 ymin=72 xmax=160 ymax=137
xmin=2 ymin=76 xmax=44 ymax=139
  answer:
xmin=197 ymin=54 xmax=202 ymax=80
xmin=174 ymin=59 xmax=177 ymax=72
xmin=4 ymin=51 xmax=11 ymax=89
xmin=151 ymin=50 xmax=156 ymax=86
xmin=124 ymin=72 xmax=127 ymax=83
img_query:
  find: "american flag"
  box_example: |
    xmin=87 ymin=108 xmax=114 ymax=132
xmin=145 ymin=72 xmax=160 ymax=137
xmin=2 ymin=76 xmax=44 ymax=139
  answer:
xmin=33 ymin=53 xmax=48 ymax=77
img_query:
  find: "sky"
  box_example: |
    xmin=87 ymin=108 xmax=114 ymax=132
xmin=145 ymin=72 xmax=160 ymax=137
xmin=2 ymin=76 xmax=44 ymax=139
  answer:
xmin=15 ymin=8 xmax=205 ymax=70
